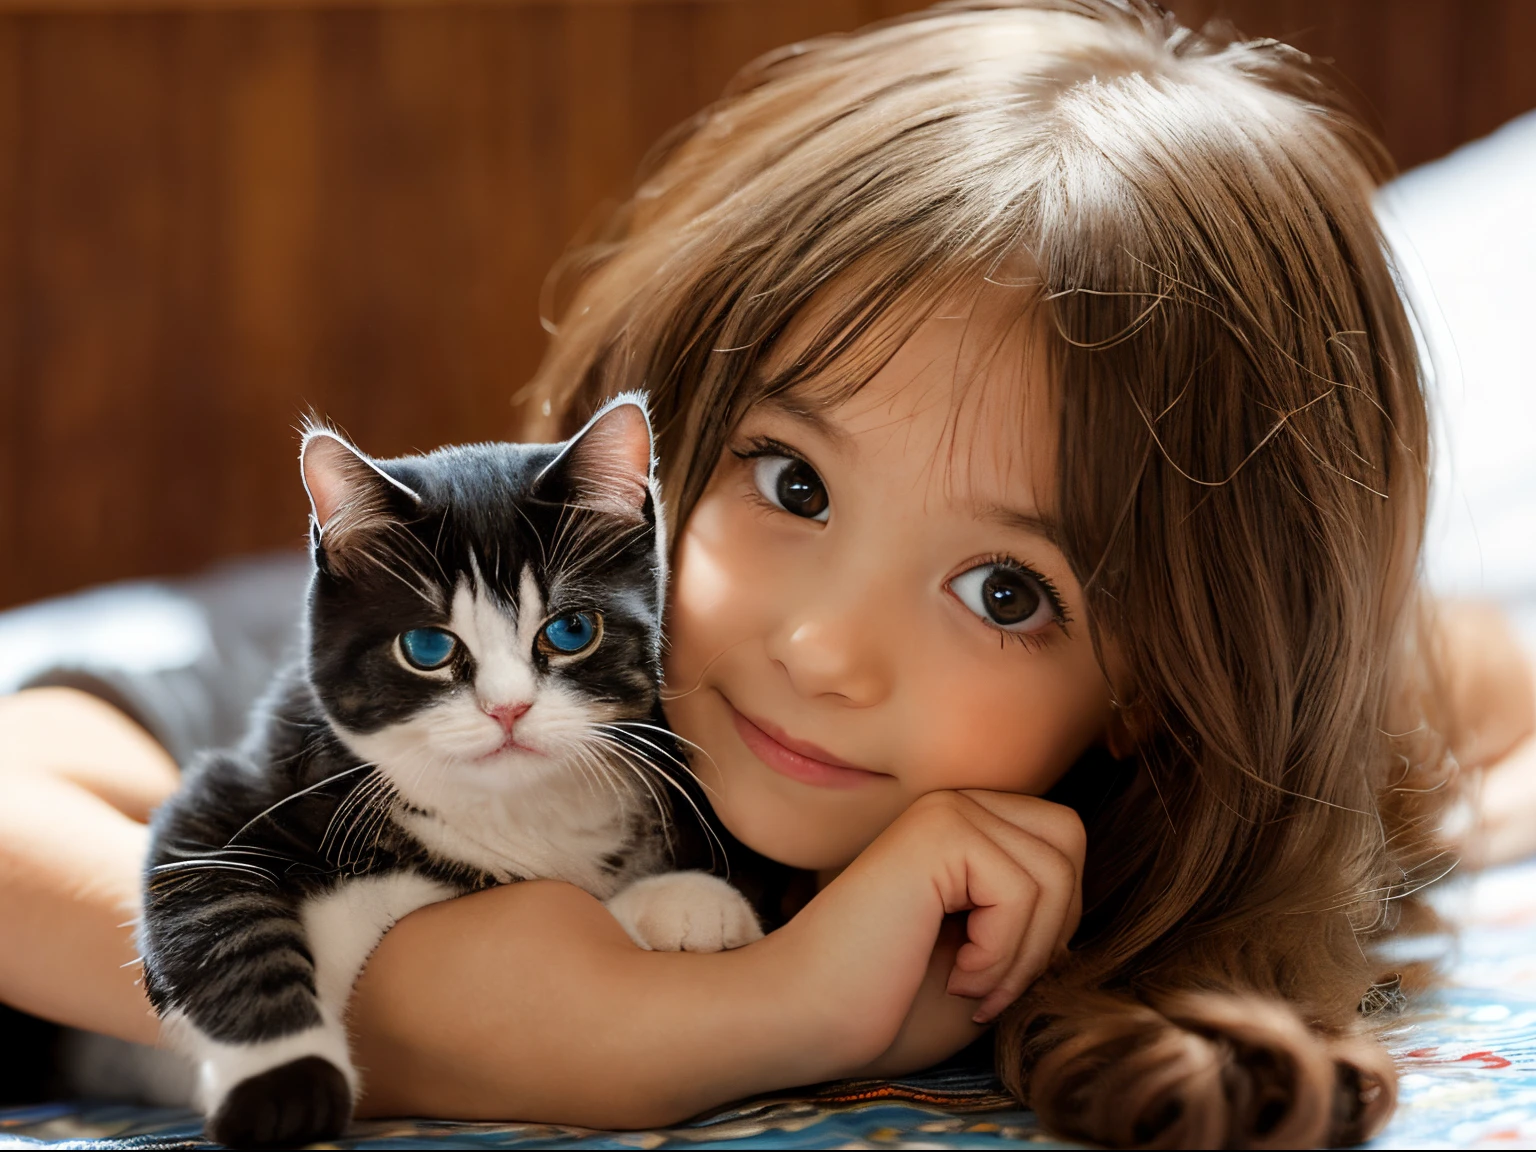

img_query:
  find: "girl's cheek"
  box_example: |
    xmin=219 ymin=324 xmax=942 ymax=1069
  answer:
xmin=665 ymin=488 xmax=777 ymax=686
xmin=898 ymin=635 xmax=1113 ymax=795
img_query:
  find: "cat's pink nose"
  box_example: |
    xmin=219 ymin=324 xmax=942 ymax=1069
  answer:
xmin=485 ymin=702 xmax=531 ymax=734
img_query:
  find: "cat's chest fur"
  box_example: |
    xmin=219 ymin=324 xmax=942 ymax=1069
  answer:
xmin=397 ymin=774 xmax=660 ymax=898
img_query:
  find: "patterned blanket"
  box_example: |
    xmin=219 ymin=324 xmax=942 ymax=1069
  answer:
xmin=5 ymin=858 xmax=1536 ymax=1150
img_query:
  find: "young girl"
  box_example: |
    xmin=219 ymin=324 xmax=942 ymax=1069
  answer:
xmin=3 ymin=2 xmax=1534 ymax=1147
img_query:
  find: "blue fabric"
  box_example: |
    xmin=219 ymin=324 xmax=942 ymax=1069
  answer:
xmin=6 ymin=857 xmax=1536 ymax=1149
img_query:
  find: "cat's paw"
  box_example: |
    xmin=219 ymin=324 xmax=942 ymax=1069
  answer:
xmin=207 ymin=1056 xmax=351 ymax=1148
xmin=605 ymin=871 xmax=763 ymax=952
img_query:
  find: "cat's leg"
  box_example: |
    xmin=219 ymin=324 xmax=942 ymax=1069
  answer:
xmin=604 ymin=871 xmax=764 ymax=952
xmin=143 ymin=872 xmax=354 ymax=1148
xmin=145 ymin=866 xmax=452 ymax=1147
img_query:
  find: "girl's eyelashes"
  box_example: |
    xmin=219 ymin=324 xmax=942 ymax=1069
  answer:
xmin=732 ymin=437 xmax=830 ymax=522
xmin=729 ymin=436 xmax=1068 ymax=650
xmin=947 ymin=557 xmax=1071 ymax=646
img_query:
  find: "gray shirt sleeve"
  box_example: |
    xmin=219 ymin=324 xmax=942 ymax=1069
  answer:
xmin=0 ymin=553 xmax=311 ymax=766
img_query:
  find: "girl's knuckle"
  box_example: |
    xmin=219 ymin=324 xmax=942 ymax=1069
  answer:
xmin=1035 ymin=848 xmax=1076 ymax=891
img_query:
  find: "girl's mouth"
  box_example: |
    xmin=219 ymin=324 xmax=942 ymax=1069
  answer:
xmin=725 ymin=700 xmax=889 ymax=789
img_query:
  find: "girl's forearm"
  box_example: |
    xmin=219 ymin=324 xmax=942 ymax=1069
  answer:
xmin=349 ymin=880 xmax=853 ymax=1129
xmin=0 ymin=689 xmax=176 ymax=1045
xmin=0 ymin=768 xmax=161 ymax=1043
xmin=0 ymin=688 xmax=983 ymax=1126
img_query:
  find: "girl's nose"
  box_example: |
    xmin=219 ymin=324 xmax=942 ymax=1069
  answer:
xmin=767 ymin=614 xmax=890 ymax=707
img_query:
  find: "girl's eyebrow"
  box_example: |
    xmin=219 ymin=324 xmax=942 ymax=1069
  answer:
xmin=761 ymin=398 xmax=1063 ymax=547
xmin=976 ymin=503 xmax=1062 ymax=547
xmin=760 ymin=395 xmax=854 ymax=451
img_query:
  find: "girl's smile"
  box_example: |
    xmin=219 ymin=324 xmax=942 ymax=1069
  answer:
xmin=726 ymin=700 xmax=892 ymax=789
xmin=662 ymin=296 xmax=1115 ymax=873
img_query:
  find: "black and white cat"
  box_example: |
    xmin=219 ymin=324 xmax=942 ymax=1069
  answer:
xmin=140 ymin=396 xmax=761 ymax=1148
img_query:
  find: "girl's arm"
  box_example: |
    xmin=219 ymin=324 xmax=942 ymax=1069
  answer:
xmin=0 ymin=688 xmax=863 ymax=1124
xmin=0 ymin=687 xmax=176 ymax=1044
xmin=2 ymin=688 xmax=1077 ymax=1129
xmin=350 ymin=881 xmax=851 ymax=1128
xmin=354 ymin=789 xmax=1084 ymax=1125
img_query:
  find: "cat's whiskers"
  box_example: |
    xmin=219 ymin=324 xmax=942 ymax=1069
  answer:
xmin=591 ymin=740 xmax=664 ymax=821
xmin=585 ymin=733 xmax=727 ymax=872
xmin=148 ymin=857 xmax=282 ymax=889
xmin=546 ymin=503 xmax=605 ymax=573
xmin=558 ymin=524 xmax=649 ymax=584
xmin=569 ymin=743 xmax=645 ymax=828
xmin=346 ymin=522 xmax=443 ymax=606
xmin=426 ymin=513 xmax=453 ymax=587
xmin=573 ymin=741 xmax=678 ymax=870
xmin=562 ymin=742 xmax=608 ymax=805
xmin=319 ymin=768 xmax=384 ymax=862
xmin=511 ymin=501 xmax=549 ymax=570
xmin=547 ymin=508 xmax=647 ymax=577
xmin=599 ymin=720 xmax=720 ymax=783
xmin=326 ymin=770 xmax=397 ymax=874
xmin=223 ymin=763 xmax=376 ymax=850
xmin=593 ymin=723 xmax=722 ymax=806
xmin=343 ymin=766 xmax=407 ymax=874
xmin=553 ymin=520 xmax=635 ymax=571
xmin=350 ymin=774 xmax=406 ymax=874
xmin=348 ymin=760 xmax=426 ymax=870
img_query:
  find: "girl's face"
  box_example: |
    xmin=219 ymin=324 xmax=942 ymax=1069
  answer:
xmin=663 ymin=307 xmax=1114 ymax=874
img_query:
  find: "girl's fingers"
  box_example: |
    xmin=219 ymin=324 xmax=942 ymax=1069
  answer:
xmin=968 ymin=866 xmax=1068 ymax=1023
xmin=958 ymin=790 xmax=1087 ymax=875
xmin=955 ymin=798 xmax=1081 ymax=932
xmin=946 ymin=872 xmax=1039 ymax=996
xmin=941 ymin=795 xmax=1084 ymax=1020
xmin=954 ymin=792 xmax=1084 ymax=953
xmin=938 ymin=831 xmax=1038 ymax=1000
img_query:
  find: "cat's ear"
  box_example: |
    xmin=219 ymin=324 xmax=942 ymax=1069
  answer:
xmin=300 ymin=422 xmax=418 ymax=576
xmin=537 ymin=394 xmax=654 ymax=520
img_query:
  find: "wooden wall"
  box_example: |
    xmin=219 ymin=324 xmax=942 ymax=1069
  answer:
xmin=0 ymin=0 xmax=1532 ymax=611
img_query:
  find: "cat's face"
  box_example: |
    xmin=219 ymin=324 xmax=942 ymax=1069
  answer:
xmin=300 ymin=397 xmax=667 ymax=811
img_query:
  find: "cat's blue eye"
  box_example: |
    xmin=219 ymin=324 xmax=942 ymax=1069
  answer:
xmin=398 ymin=627 xmax=459 ymax=671
xmin=539 ymin=612 xmax=601 ymax=656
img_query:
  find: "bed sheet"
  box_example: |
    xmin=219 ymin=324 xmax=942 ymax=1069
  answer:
xmin=4 ymin=857 xmax=1536 ymax=1151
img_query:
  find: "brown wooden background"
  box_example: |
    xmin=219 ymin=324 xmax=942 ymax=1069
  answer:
xmin=1 ymin=0 xmax=1533 ymax=611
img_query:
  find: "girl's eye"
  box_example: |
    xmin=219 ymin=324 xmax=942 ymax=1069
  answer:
xmin=539 ymin=611 xmax=603 ymax=656
xmin=398 ymin=627 xmax=459 ymax=671
xmin=948 ymin=563 xmax=1054 ymax=633
xmin=752 ymin=455 xmax=830 ymax=522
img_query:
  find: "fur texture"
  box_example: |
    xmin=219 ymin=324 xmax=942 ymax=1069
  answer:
xmin=140 ymin=396 xmax=759 ymax=1148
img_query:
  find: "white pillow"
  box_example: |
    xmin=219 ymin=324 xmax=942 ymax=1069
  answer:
xmin=1378 ymin=109 xmax=1536 ymax=645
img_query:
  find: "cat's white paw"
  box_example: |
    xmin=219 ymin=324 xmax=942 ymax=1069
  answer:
xmin=604 ymin=871 xmax=763 ymax=952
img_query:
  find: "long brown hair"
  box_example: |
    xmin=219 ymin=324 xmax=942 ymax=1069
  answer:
xmin=524 ymin=2 xmax=1451 ymax=1145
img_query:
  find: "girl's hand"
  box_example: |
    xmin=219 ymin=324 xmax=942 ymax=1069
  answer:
xmin=781 ymin=789 xmax=1085 ymax=1067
